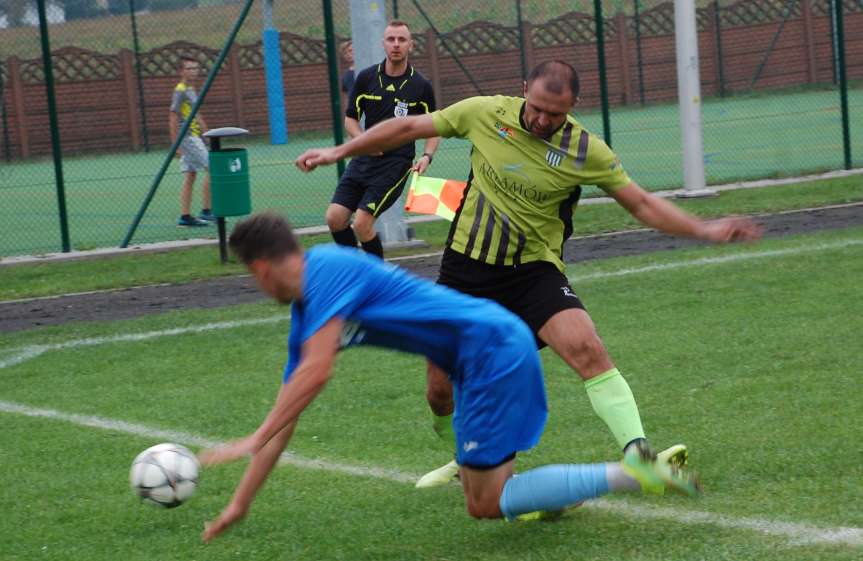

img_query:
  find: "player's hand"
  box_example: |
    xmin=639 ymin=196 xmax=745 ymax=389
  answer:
xmin=296 ymin=147 xmax=341 ymax=172
xmin=174 ymin=150 xmax=182 ymax=159
xmin=698 ymin=216 xmax=763 ymax=243
xmin=412 ymin=154 xmax=431 ymax=175
xmin=203 ymin=502 xmax=248 ymax=543
xmin=198 ymin=437 xmax=258 ymax=466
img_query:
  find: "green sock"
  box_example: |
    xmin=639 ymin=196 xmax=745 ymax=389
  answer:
xmin=432 ymin=413 xmax=456 ymax=447
xmin=584 ymin=368 xmax=646 ymax=450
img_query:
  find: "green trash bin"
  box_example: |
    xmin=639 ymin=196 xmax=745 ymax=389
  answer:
xmin=204 ymin=126 xmax=251 ymax=263
xmin=210 ymin=148 xmax=251 ymax=217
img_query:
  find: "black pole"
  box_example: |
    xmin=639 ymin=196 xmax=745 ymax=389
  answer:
xmin=833 ymin=0 xmax=852 ymax=169
xmin=121 ymin=0 xmax=257 ymax=248
xmin=633 ymin=0 xmax=645 ymax=105
xmin=515 ymin=0 xmax=528 ymax=81
xmin=322 ymin=0 xmax=345 ymax=178
xmin=714 ymin=0 xmax=726 ymax=97
xmin=749 ymin=0 xmax=797 ymax=90
xmin=0 ymin=61 xmax=12 ymax=161
xmin=593 ymin=0 xmax=611 ymax=146
xmin=129 ymin=0 xmax=150 ymax=151
xmin=208 ymin=136 xmax=230 ymax=263
xmin=37 ymin=0 xmax=71 ymax=252
xmin=392 ymin=0 xmax=399 ymax=19
xmin=829 ymin=0 xmax=839 ymax=85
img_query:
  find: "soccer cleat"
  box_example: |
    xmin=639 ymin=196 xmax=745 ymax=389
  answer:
xmin=415 ymin=460 xmax=459 ymax=488
xmin=178 ymin=215 xmax=209 ymax=227
xmin=198 ymin=210 xmax=217 ymax=222
xmin=621 ymin=441 xmax=700 ymax=497
xmin=513 ymin=504 xmax=582 ymax=522
xmin=657 ymin=444 xmax=689 ymax=469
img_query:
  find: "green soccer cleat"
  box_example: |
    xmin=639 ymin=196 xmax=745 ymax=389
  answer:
xmin=513 ymin=504 xmax=582 ymax=522
xmin=621 ymin=442 xmax=700 ymax=497
xmin=657 ymin=444 xmax=689 ymax=469
xmin=415 ymin=460 xmax=459 ymax=488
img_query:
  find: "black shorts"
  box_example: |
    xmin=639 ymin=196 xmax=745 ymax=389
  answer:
xmin=331 ymin=156 xmax=413 ymax=217
xmin=437 ymin=248 xmax=586 ymax=349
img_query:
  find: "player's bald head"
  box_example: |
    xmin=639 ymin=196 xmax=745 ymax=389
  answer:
xmin=526 ymin=60 xmax=580 ymax=102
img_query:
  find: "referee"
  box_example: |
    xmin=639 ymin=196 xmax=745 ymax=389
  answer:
xmin=326 ymin=20 xmax=439 ymax=258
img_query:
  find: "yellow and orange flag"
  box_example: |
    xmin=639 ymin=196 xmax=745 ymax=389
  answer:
xmin=404 ymin=172 xmax=466 ymax=221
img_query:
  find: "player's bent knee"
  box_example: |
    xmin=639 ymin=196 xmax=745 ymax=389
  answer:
xmin=466 ymin=499 xmax=503 ymax=519
xmin=325 ymin=207 xmax=350 ymax=232
xmin=561 ymin=336 xmax=610 ymax=374
xmin=352 ymin=215 xmax=376 ymax=240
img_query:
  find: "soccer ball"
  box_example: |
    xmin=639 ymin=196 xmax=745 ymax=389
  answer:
xmin=129 ymin=443 xmax=200 ymax=508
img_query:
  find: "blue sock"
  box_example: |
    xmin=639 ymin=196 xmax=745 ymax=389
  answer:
xmin=499 ymin=464 xmax=609 ymax=520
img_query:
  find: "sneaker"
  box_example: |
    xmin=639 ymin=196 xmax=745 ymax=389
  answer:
xmin=621 ymin=441 xmax=700 ymax=497
xmin=657 ymin=444 xmax=689 ymax=469
xmin=198 ymin=210 xmax=217 ymax=222
xmin=178 ymin=215 xmax=209 ymax=227
xmin=415 ymin=460 xmax=459 ymax=488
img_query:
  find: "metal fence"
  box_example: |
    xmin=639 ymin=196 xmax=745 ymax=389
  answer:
xmin=0 ymin=0 xmax=860 ymax=257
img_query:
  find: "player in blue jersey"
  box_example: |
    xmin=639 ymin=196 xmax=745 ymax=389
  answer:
xmin=198 ymin=212 xmax=699 ymax=542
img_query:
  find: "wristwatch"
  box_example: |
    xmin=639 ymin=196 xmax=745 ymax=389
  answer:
xmin=421 ymin=153 xmax=434 ymax=164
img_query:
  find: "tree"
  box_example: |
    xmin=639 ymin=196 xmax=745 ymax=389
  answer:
xmin=62 ymin=0 xmax=105 ymax=21
xmin=0 ymin=0 xmax=32 ymax=28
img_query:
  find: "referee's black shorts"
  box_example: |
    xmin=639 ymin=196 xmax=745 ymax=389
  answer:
xmin=331 ymin=155 xmax=413 ymax=217
xmin=437 ymin=248 xmax=586 ymax=349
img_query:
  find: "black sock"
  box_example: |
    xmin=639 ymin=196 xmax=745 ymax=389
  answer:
xmin=331 ymin=227 xmax=358 ymax=248
xmin=181 ymin=214 xmax=192 ymax=220
xmin=202 ymin=208 xmax=211 ymax=214
xmin=361 ymin=235 xmax=383 ymax=259
xmin=623 ymin=437 xmax=648 ymax=454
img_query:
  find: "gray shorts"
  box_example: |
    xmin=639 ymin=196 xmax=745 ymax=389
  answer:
xmin=179 ymin=136 xmax=209 ymax=173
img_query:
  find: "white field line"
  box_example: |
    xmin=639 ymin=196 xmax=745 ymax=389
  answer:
xmin=568 ymin=238 xmax=863 ymax=283
xmin=0 ymin=316 xmax=289 ymax=370
xmin=2 ymin=239 xmax=863 ymax=546
xmin=0 ymin=399 xmax=860 ymax=548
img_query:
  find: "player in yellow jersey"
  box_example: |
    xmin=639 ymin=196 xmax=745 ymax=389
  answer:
xmin=170 ymin=56 xmax=213 ymax=227
xmin=297 ymin=61 xmax=761 ymax=489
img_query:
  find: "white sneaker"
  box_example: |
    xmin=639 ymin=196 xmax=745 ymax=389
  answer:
xmin=415 ymin=460 xmax=459 ymax=488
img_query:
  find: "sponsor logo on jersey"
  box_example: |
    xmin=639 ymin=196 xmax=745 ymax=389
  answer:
xmin=340 ymin=321 xmax=367 ymax=348
xmin=545 ymin=148 xmax=565 ymax=167
xmin=494 ymin=121 xmax=515 ymax=140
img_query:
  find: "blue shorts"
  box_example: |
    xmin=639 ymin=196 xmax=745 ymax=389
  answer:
xmin=452 ymin=326 xmax=548 ymax=468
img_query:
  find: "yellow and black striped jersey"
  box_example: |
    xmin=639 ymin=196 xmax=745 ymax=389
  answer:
xmin=431 ymin=95 xmax=631 ymax=272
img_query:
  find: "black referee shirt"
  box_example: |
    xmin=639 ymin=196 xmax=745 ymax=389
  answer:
xmin=346 ymin=60 xmax=436 ymax=160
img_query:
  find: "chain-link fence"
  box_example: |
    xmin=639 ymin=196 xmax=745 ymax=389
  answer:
xmin=1 ymin=0 xmax=860 ymax=257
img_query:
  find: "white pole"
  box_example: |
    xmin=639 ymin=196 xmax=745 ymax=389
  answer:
xmin=349 ymin=0 xmax=418 ymax=244
xmin=674 ymin=0 xmax=715 ymax=197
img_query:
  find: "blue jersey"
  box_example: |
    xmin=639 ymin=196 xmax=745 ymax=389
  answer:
xmin=283 ymin=245 xmax=533 ymax=383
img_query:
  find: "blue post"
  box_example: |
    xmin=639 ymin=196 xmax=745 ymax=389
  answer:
xmin=262 ymin=0 xmax=287 ymax=144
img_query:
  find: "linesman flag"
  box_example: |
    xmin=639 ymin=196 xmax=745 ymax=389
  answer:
xmin=404 ymin=172 xmax=466 ymax=221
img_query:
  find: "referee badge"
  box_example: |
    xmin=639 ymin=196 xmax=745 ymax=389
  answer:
xmin=394 ymin=101 xmax=409 ymax=118
xmin=545 ymin=148 xmax=565 ymax=167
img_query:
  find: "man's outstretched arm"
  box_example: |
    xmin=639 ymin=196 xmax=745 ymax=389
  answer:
xmin=611 ymin=182 xmax=762 ymax=243
xmin=297 ymin=115 xmax=438 ymax=171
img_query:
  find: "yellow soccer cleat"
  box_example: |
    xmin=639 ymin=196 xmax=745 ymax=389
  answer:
xmin=621 ymin=441 xmax=700 ymax=497
xmin=415 ymin=460 xmax=459 ymax=488
xmin=657 ymin=444 xmax=689 ymax=469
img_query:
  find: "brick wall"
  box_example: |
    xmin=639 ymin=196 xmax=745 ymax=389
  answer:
xmin=2 ymin=0 xmax=861 ymax=159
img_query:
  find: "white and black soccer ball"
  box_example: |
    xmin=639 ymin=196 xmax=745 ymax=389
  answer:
xmin=129 ymin=443 xmax=199 ymax=508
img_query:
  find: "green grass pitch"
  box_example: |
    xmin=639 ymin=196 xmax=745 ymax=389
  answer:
xmin=1 ymin=227 xmax=862 ymax=560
